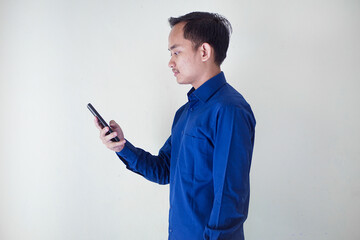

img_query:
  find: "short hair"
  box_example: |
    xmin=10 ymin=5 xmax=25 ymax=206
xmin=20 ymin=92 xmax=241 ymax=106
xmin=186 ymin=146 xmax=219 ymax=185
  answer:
xmin=168 ymin=12 xmax=232 ymax=66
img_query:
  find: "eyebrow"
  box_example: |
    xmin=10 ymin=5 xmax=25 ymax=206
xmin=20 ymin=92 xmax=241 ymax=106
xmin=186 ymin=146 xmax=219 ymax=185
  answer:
xmin=168 ymin=44 xmax=180 ymax=51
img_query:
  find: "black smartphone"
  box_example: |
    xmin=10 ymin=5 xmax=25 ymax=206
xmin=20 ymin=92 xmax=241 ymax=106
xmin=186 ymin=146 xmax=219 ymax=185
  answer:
xmin=87 ymin=103 xmax=120 ymax=142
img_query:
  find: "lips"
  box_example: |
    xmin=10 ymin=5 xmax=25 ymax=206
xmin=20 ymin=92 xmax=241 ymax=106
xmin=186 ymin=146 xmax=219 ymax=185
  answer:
xmin=172 ymin=69 xmax=179 ymax=76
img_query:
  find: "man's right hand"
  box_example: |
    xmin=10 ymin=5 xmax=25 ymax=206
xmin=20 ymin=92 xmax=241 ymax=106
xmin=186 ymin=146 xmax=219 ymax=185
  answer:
xmin=94 ymin=117 xmax=126 ymax=152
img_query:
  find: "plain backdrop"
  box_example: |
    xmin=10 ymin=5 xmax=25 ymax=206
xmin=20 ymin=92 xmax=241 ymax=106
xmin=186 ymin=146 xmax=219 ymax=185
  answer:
xmin=1 ymin=0 xmax=359 ymax=239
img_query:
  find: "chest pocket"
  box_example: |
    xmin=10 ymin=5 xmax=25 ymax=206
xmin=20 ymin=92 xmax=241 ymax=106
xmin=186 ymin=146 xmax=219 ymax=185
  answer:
xmin=178 ymin=132 xmax=213 ymax=180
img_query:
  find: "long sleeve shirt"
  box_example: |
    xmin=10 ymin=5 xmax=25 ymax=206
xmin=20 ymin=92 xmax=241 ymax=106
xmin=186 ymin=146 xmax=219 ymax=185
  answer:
xmin=116 ymin=72 xmax=256 ymax=240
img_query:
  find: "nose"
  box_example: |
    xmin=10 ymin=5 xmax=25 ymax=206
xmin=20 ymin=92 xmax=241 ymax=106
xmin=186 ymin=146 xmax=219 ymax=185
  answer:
xmin=168 ymin=57 xmax=175 ymax=68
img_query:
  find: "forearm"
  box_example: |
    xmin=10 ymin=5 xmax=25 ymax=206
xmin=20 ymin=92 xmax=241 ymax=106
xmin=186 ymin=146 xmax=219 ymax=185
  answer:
xmin=116 ymin=138 xmax=171 ymax=185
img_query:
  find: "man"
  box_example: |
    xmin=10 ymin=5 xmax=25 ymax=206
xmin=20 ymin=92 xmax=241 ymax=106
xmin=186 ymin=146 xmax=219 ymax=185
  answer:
xmin=94 ymin=12 xmax=256 ymax=240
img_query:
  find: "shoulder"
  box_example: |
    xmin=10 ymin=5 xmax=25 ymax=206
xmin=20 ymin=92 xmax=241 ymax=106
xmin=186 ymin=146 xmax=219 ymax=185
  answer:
xmin=210 ymin=83 xmax=256 ymax=130
xmin=214 ymin=83 xmax=254 ymax=115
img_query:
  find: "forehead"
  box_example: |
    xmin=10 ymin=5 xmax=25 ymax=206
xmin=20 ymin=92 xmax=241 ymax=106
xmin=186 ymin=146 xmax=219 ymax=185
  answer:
xmin=168 ymin=22 xmax=188 ymax=49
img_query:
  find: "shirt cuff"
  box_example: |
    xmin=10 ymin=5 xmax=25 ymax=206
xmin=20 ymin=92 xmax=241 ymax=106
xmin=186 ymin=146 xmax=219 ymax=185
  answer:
xmin=116 ymin=140 xmax=137 ymax=163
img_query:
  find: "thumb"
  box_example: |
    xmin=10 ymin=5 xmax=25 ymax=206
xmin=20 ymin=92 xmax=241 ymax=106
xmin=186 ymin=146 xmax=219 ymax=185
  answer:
xmin=109 ymin=120 xmax=118 ymax=128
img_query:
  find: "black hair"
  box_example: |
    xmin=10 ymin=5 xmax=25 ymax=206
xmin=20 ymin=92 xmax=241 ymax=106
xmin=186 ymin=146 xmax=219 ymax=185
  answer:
xmin=168 ymin=11 xmax=232 ymax=66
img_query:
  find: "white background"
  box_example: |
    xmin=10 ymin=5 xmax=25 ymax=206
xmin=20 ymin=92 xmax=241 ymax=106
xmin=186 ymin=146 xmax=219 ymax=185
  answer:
xmin=1 ymin=0 xmax=359 ymax=239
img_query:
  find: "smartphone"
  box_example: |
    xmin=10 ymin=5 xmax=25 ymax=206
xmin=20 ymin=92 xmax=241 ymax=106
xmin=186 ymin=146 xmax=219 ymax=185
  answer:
xmin=87 ymin=103 xmax=120 ymax=142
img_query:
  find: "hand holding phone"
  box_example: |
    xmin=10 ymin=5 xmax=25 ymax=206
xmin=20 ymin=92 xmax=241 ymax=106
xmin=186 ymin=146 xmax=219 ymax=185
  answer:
xmin=87 ymin=103 xmax=120 ymax=142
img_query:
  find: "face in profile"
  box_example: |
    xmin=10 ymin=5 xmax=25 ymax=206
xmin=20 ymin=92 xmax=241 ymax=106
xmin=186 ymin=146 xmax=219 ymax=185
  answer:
xmin=168 ymin=22 xmax=204 ymax=88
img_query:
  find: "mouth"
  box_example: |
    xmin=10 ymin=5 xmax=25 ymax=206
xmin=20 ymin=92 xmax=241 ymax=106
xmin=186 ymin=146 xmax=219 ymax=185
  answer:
xmin=172 ymin=69 xmax=179 ymax=77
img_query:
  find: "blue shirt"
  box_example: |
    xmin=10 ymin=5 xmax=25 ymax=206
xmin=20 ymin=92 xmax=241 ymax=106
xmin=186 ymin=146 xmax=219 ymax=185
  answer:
xmin=117 ymin=72 xmax=256 ymax=240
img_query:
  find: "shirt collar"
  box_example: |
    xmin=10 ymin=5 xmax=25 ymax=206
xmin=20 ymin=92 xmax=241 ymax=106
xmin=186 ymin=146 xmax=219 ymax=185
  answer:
xmin=187 ymin=71 xmax=227 ymax=103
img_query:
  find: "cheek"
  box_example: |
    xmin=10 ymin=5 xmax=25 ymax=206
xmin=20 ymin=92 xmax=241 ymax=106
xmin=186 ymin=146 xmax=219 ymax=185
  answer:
xmin=179 ymin=57 xmax=193 ymax=70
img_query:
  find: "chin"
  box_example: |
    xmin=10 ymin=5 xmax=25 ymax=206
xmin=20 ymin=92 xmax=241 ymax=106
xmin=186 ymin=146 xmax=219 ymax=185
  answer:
xmin=176 ymin=77 xmax=190 ymax=85
xmin=176 ymin=77 xmax=184 ymax=84
xmin=177 ymin=80 xmax=188 ymax=85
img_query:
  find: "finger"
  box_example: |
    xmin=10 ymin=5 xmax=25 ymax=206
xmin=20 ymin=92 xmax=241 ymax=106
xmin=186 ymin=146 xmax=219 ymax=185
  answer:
xmin=108 ymin=139 xmax=126 ymax=151
xmin=104 ymin=131 xmax=118 ymax=142
xmin=109 ymin=139 xmax=126 ymax=148
xmin=99 ymin=126 xmax=110 ymax=139
xmin=94 ymin=117 xmax=102 ymax=130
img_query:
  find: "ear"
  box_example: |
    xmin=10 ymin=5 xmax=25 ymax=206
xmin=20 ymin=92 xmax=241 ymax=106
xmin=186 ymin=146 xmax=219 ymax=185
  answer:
xmin=200 ymin=43 xmax=212 ymax=62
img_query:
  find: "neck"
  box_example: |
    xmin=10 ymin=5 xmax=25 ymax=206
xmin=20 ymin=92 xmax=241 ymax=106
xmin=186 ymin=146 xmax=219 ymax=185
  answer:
xmin=192 ymin=65 xmax=221 ymax=89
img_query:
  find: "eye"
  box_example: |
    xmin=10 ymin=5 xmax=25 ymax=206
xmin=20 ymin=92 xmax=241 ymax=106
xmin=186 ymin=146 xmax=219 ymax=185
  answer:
xmin=171 ymin=51 xmax=179 ymax=56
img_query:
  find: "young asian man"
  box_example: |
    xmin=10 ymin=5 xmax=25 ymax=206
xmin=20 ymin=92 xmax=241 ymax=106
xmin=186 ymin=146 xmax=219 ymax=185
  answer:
xmin=94 ymin=11 xmax=256 ymax=240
